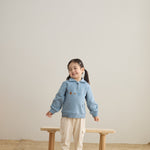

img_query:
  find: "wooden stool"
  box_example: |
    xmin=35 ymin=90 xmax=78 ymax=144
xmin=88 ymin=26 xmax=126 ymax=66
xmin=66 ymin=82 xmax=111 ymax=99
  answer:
xmin=41 ymin=127 xmax=115 ymax=150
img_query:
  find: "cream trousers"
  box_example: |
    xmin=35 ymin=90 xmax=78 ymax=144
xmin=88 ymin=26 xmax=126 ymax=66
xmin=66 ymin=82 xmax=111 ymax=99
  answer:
xmin=60 ymin=117 xmax=86 ymax=150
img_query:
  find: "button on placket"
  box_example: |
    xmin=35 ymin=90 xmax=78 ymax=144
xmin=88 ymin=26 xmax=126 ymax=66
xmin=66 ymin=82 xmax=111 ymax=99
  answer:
xmin=77 ymin=82 xmax=81 ymax=95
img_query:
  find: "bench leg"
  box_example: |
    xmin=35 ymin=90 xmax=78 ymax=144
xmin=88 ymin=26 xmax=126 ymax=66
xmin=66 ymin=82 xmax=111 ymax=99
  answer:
xmin=99 ymin=134 xmax=106 ymax=150
xmin=49 ymin=132 xmax=55 ymax=150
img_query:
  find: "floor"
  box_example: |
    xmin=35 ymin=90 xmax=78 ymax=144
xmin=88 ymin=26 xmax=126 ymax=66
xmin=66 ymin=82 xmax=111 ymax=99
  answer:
xmin=0 ymin=140 xmax=150 ymax=150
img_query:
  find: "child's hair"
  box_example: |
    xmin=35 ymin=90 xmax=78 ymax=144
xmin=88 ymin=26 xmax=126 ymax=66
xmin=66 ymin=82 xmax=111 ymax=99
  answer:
xmin=66 ymin=58 xmax=90 ymax=84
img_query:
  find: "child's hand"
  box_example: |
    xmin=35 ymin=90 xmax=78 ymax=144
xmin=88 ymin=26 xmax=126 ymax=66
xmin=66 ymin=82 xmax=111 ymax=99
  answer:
xmin=46 ymin=111 xmax=53 ymax=118
xmin=94 ymin=116 xmax=100 ymax=122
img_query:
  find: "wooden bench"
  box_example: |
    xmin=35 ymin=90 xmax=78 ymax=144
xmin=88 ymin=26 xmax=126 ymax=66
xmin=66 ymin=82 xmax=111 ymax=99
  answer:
xmin=41 ymin=127 xmax=115 ymax=150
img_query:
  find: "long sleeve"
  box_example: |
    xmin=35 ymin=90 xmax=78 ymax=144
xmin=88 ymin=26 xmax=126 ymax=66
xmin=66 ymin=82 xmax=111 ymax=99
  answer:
xmin=50 ymin=82 xmax=67 ymax=114
xmin=85 ymin=85 xmax=98 ymax=117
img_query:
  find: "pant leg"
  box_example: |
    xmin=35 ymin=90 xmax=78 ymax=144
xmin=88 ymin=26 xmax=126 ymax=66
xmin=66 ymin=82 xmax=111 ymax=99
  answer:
xmin=60 ymin=117 xmax=73 ymax=150
xmin=73 ymin=118 xmax=86 ymax=150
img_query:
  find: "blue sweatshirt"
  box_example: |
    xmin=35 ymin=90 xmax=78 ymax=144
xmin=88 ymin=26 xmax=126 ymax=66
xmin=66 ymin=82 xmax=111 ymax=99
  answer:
xmin=50 ymin=78 xmax=98 ymax=118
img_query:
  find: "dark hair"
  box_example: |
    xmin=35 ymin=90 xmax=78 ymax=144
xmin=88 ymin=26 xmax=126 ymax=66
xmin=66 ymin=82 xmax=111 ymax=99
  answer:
xmin=66 ymin=58 xmax=90 ymax=84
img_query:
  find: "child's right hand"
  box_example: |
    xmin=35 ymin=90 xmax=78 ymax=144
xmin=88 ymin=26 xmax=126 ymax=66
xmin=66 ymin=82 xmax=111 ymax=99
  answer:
xmin=46 ymin=111 xmax=53 ymax=118
xmin=94 ymin=116 xmax=100 ymax=122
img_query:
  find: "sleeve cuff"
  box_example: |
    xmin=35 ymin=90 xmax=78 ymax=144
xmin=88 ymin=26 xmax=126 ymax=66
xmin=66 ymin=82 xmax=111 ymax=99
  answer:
xmin=49 ymin=109 xmax=55 ymax=114
xmin=92 ymin=111 xmax=98 ymax=117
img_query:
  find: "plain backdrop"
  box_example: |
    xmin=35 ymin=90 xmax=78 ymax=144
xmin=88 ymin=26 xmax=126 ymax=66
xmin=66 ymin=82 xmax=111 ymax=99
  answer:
xmin=0 ymin=0 xmax=150 ymax=144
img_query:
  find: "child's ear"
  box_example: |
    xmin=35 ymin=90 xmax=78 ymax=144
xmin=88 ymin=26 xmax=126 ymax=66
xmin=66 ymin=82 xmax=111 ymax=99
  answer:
xmin=81 ymin=67 xmax=85 ymax=74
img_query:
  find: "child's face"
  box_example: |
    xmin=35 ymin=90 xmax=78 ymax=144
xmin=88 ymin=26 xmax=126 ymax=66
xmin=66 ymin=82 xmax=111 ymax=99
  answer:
xmin=68 ymin=62 xmax=84 ymax=81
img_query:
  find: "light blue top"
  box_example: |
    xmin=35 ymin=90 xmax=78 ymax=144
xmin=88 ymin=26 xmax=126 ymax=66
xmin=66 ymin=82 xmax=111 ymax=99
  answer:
xmin=50 ymin=78 xmax=98 ymax=118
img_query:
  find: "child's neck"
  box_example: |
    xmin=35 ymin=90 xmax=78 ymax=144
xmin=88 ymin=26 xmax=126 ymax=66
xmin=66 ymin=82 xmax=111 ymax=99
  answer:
xmin=73 ymin=77 xmax=82 ymax=82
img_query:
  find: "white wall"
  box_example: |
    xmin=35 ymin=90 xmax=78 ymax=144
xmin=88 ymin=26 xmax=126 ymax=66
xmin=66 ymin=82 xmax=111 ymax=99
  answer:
xmin=0 ymin=0 xmax=150 ymax=144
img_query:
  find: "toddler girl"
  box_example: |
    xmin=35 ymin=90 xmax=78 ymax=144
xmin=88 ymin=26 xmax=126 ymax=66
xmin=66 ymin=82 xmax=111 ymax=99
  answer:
xmin=46 ymin=58 xmax=99 ymax=150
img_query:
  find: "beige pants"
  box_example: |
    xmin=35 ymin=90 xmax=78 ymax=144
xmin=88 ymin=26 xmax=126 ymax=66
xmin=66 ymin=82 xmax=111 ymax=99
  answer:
xmin=60 ymin=117 xmax=86 ymax=150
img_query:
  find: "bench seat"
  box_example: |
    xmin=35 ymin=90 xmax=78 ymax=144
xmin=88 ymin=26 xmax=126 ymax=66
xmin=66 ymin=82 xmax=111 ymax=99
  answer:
xmin=41 ymin=127 xmax=115 ymax=150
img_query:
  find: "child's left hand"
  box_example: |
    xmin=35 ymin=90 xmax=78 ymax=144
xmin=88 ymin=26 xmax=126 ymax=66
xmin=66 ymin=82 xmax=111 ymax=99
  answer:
xmin=94 ymin=116 xmax=100 ymax=122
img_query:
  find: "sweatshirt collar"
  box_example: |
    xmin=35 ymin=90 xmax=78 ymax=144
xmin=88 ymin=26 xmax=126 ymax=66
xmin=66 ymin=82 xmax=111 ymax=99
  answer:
xmin=69 ymin=78 xmax=86 ymax=83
